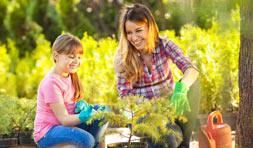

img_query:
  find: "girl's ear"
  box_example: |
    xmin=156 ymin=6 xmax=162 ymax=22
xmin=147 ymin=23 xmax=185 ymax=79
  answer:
xmin=53 ymin=51 xmax=58 ymax=63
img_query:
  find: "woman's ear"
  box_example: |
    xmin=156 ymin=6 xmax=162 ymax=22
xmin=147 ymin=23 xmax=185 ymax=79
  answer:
xmin=53 ymin=51 xmax=58 ymax=63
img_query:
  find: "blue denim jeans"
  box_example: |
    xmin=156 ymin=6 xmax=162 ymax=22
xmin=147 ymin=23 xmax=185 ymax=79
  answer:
xmin=37 ymin=119 xmax=108 ymax=148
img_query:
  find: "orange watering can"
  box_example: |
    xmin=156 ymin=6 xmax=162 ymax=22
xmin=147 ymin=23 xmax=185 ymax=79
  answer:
xmin=198 ymin=111 xmax=232 ymax=148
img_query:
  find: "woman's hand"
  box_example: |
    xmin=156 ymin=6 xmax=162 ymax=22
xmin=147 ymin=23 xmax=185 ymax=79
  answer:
xmin=170 ymin=82 xmax=191 ymax=115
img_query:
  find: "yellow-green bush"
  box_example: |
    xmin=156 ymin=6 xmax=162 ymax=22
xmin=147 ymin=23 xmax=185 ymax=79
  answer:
xmin=79 ymin=33 xmax=118 ymax=103
xmin=0 ymin=93 xmax=36 ymax=134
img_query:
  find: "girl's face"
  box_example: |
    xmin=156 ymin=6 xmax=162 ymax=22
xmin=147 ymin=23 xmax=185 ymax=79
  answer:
xmin=54 ymin=53 xmax=82 ymax=75
xmin=125 ymin=20 xmax=148 ymax=53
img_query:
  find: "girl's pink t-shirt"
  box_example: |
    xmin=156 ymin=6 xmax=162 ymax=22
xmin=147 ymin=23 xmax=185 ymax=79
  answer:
xmin=33 ymin=72 xmax=76 ymax=142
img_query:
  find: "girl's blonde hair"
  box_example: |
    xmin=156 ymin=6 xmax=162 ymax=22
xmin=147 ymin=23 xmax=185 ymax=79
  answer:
xmin=52 ymin=33 xmax=84 ymax=101
xmin=115 ymin=3 xmax=159 ymax=83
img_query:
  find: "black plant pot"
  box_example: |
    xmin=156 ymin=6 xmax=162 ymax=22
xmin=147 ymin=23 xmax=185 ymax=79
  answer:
xmin=0 ymin=133 xmax=18 ymax=148
xmin=107 ymin=142 xmax=148 ymax=148
xmin=18 ymin=131 xmax=36 ymax=146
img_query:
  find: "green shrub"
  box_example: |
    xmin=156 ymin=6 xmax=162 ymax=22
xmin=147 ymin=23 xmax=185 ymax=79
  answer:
xmin=90 ymin=96 xmax=182 ymax=146
xmin=79 ymin=33 xmax=118 ymax=103
xmin=0 ymin=92 xmax=36 ymax=134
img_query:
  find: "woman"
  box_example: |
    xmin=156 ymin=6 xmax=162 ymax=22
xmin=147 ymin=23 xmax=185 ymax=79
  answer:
xmin=114 ymin=3 xmax=199 ymax=148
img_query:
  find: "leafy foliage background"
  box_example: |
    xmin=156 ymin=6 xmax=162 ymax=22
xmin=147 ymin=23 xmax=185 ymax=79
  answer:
xmin=0 ymin=0 xmax=239 ymax=133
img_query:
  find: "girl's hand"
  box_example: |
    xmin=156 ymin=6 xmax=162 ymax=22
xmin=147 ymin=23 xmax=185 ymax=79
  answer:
xmin=75 ymin=100 xmax=91 ymax=113
xmin=78 ymin=105 xmax=94 ymax=123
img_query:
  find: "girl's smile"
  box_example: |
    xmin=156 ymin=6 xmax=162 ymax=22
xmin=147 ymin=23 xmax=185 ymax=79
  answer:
xmin=54 ymin=53 xmax=82 ymax=77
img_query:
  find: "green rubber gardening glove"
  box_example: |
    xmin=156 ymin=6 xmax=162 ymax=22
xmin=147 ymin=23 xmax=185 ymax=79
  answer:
xmin=170 ymin=81 xmax=191 ymax=115
xmin=75 ymin=100 xmax=95 ymax=123
xmin=78 ymin=105 xmax=94 ymax=123
xmin=75 ymin=100 xmax=91 ymax=113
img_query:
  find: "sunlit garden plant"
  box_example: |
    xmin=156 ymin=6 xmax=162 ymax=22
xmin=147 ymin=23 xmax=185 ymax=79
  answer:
xmin=90 ymin=96 xmax=185 ymax=147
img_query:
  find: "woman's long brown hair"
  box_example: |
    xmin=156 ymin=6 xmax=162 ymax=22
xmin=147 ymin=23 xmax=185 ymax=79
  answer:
xmin=115 ymin=3 xmax=159 ymax=83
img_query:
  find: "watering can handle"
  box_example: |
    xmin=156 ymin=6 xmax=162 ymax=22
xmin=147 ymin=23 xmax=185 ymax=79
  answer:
xmin=207 ymin=111 xmax=223 ymax=129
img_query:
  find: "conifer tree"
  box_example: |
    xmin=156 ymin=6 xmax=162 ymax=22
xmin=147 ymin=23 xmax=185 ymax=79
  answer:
xmin=90 ymin=96 xmax=184 ymax=147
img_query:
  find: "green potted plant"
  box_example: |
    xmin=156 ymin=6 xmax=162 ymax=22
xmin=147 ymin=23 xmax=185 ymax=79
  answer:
xmin=90 ymin=96 xmax=184 ymax=148
xmin=16 ymin=98 xmax=37 ymax=146
xmin=0 ymin=93 xmax=19 ymax=147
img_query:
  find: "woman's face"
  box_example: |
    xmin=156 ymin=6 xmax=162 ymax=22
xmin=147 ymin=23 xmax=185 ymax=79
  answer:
xmin=125 ymin=20 xmax=148 ymax=53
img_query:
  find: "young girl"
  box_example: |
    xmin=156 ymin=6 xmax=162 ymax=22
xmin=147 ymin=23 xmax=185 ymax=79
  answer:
xmin=33 ymin=34 xmax=106 ymax=148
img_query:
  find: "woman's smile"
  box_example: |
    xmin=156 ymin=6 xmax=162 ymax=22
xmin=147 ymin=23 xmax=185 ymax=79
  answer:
xmin=125 ymin=20 xmax=148 ymax=52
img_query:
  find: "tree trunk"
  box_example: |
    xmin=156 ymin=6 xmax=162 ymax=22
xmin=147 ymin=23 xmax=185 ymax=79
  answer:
xmin=237 ymin=0 xmax=253 ymax=147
